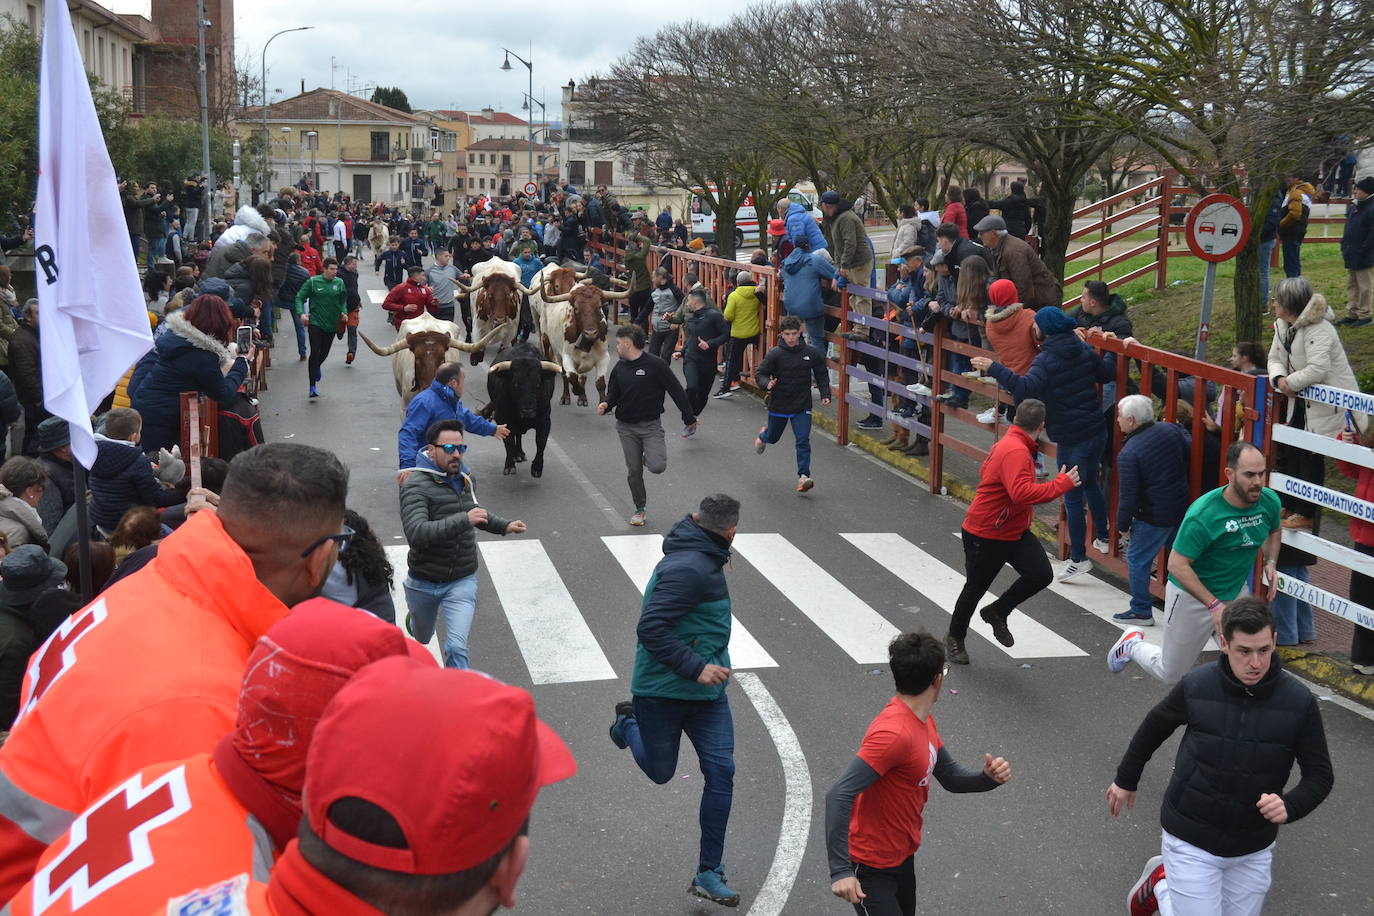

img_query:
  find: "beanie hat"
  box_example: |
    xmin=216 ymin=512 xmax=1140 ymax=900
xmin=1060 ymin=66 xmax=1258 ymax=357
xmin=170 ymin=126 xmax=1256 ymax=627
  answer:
xmin=988 ymin=279 xmax=1018 ymax=308
xmin=1357 ymin=176 xmax=1374 ymax=196
xmin=1034 ymin=307 xmax=1077 ymax=335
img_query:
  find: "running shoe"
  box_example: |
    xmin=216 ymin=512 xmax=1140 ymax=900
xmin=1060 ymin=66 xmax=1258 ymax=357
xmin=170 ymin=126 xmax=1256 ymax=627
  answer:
xmin=1127 ymin=855 xmax=1165 ymax=916
xmin=1057 ymin=558 xmax=1093 ymax=582
xmin=980 ymin=606 xmax=1015 ymax=647
xmin=713 ymin=388 xmax=734 ymax=399
xmin=1108 ymin=629 xmax=1145 ymax=674
xmin=755 ymin=429 xmax=767 ymax=454
xmin=683 ymin=425 xmax=696 ymax=438
xmin=1113 ymin=610 xmax=1154 ymax=626
xmin=797 ymin=475 xmax=814 ymax=493
xmin=906 ymin=382 xmax=932 ymax=396
xmin=608 ymin=700 xmax=634 ymax=750
xmin=629 ymin=510 xmax=646 ymax=527
xmin=1093 ymin=537 xmax=1111 ymax=555
xmin=857 ymin=415 xmax=883 ymax=429
xmin=345 ymin=352 xmax=355 ymax=365
xmin=976 ymin=407 xmax=998 ymax=425
xmin=309 ymin=385 xmax=318 ymax=399
xmin=689 ymin=865 xmax=740 ymax=908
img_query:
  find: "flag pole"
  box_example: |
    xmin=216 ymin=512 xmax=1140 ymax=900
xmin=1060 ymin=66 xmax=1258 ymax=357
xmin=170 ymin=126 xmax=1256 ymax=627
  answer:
xmin=72 ymin=462 xmax=93 ymax=602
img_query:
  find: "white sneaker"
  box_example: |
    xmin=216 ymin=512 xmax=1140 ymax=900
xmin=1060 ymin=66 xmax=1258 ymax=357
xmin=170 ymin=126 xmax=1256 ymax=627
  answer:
xmin=976 ymin=407 xmax=998 ymax=425
xmin=1057 ymin=558 xmax=1093 ymax=582
xmin=906 ymin=382 xmax=932 ymax=396
xmin=1108 ymin=629 xmax=1145 ymax=673
xmin=1092 ymin=537 xmax=1110 ymax=555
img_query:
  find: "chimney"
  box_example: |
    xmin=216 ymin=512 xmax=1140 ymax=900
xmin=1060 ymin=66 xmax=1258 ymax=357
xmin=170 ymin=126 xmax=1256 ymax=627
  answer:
xmin=563 ymin=81 xmax=575 ymax=104
xmin=481 ymin=107 xmax=494 ymax=119
xmin=300 ymin=79 xmax=305 ymax=95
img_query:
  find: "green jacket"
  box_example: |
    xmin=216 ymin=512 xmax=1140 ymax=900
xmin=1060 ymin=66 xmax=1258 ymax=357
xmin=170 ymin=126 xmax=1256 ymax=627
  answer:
xmin=624 ymin=234 xmax=651 ymax=292
xmin=831 ymin=208 xmax=870 ymax=270
xmin=631 ymin=515 xmax=733 ymax=701
xmin=296 ymin=275 xmax=348 ymax=331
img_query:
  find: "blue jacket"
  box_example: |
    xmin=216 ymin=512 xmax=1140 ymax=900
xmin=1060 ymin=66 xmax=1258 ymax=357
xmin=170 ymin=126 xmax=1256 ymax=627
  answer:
xmin=88 ymin=436 xmax=182 ymax=530
xmin=987 ymin=331 xmax=1116 ymax=445
xmin=397 ymin=379 xmax=497 ymax=469
xmin=514 ymin=253 xmax=542 ymax=287
xmin=783 ymin=201 xmax=828 ymax=252
xmin=631 ymin=515 xmax=733 ymax=701
xmin=780 ymin=247 xmax=836 ymax=319
xmin=275 ymin=262 xmax=311 ymax=307
xmin=1116 ymin=420 xmax=1192 ymax=530
xmin=130 ymin=313 xmax=249 ymax=448
xmin=1341 ymin=195 xmax=1374 ymax=271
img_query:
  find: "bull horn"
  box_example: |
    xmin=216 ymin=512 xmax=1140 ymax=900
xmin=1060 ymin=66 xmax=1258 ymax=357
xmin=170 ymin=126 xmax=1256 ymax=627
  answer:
xmin=607 ymin=276 xmax=630 ymax=288
xmin=573 ymin=270 xmax=588 ymax=279
xmin=359 ymin=332 xmax=407 ymax=356
xmin=446 ymin=320 xmax=510 ymax=353
xmin=454 ymin=288 xmax=471 ymax=299
xmin=544 ymin=290 xmax=574 ymax=303
xmin=455 ymin=278 xmax=473 ymax=293
xmin=488 ymin=360 xmax=512 ymax=373
xmin=540 ymin=361 xmax=563 ymax=373
xmin=516 ymin=281 xmax=537 ymax=295
xmin=603 ymin=287 xmax=633 ymax=299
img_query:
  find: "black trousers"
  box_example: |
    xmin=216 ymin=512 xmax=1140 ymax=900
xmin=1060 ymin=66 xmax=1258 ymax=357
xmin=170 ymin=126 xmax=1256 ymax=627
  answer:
xmin=629 ymin=289 xmax=652 ymax=328
xmin=722 ymin=336 xmax=755 ymax=387
xmin=648 ymin=328 xmax=677 ymax=363
xmin=1351 ymin=543 xmax=1374 ymax=666
xmin=307 ymin=324 xmax=336 ymax=385
xmin=949 ymin=529 xmax=1053 ymax=640
xmin=1277 ymin=439 xmax=1325 ymax=519
xmin=683 ymin=358 xmax=716 ymax=416
xmin=850 ymin=856 xmax=916 ymax=916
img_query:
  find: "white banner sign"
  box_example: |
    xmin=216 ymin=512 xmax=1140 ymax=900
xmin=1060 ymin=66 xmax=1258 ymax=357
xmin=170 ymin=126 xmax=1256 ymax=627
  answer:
xmin=1299 ymin=383 xmax=1374 ymax=416
xmin=1269 ymin=473 xmax=1374 ymax=523
xmin=1276 ymin=573 xmax=1374 ymax=632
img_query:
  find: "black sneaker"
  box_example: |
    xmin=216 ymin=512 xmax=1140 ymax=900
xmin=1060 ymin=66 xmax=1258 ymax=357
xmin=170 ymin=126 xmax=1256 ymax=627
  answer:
xmin=857 ymin=416 xmax=883 ymax=429
xmin=945 ymin=633 xmax=970 ymax=665
xmin=980 ymin=606 xmax=1015 ymax=647
xmin=609 ymin=700 xmax=634 ymax=749
xmin=1352 ymin=318 xmax=1372 ymax=327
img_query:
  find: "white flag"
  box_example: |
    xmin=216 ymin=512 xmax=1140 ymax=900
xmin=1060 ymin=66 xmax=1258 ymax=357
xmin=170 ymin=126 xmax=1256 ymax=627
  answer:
xmin=35 ymin=0 xmax=154 ymax=467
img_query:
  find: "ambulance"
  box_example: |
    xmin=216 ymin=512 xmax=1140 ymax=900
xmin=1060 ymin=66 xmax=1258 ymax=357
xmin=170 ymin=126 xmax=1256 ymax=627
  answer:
xmin=688 ymin=187 xmax=822 ymax=247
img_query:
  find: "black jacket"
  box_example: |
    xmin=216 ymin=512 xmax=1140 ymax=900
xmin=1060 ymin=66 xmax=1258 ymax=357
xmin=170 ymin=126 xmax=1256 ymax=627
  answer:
xmin=987 ymin=192 xmax=1043 ymax=239
xmin=755 ymin=340 xmax=830 ymax=415
xmin=1115 ymin=655 xmax=1333 ymax=858
xmin=8 ymin=323 xmax=40 ymax=408
xmin=276 ymin=263 xmax=311 ymax=308
xmin=340 ymin=266 xmax=361 ymax=310
xmin=1116 ymin=420 xmax=1192 ymax=529
xmin=675 ymin=305 xmax=730 ymax=364
xmin=604 ymin=353 xmax=695 ymax=426
xmin=88 ymin=438 xmax=182 ymax=530
xmin=399 ymin=453 xmax=513 ymax=584
xmin=1341 ymin=195 xmax=1374 ymax=271
xmin=0 ymin=371 xmax=20 ymax=426
xmin=0 ymin=605 xmax=35 ymax=730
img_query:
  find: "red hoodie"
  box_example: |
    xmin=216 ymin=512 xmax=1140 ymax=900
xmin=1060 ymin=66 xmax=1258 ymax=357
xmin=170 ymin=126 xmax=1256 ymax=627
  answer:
xmin=381 ymin=279 xmax=436 ymax=329
xmin=963 ymin=425 xmax=1076 ymax=540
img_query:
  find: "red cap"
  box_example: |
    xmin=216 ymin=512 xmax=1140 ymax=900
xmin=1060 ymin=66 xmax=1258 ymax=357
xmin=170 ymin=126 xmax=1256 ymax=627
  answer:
xmin=989 ymin=278 xmax=1018 ymax=308
xmin=305 ymin=656 xmax=575 ymax=874
xmin=767 ymin=218 xmax=786 ymax=237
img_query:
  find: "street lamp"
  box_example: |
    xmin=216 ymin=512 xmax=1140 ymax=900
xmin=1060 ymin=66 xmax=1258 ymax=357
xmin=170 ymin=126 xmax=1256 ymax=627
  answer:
xmin=261 ymin=26 xmax=313 ymax=194
xmin=500 ymin=48 xmax=534 ymax=188
xmin=522 ymin=92 xmax=548 ymax=187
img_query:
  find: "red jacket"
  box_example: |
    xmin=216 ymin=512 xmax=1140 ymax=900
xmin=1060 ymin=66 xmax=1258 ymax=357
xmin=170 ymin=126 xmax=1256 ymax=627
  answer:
xmin=0 ymin=512 xmax=290 ymax=901
xmin=963 ymin=425 xmax=1076 ymax=540
xmin=381 ymin=279 xmax=436 ymax=329
xmin=1336 ymin=439 xmax=1374 ymax=547
xmin=298 ymin=244 xmax=322 ymax=277
xmin=942 ymin=201 xmax=969 ymax=239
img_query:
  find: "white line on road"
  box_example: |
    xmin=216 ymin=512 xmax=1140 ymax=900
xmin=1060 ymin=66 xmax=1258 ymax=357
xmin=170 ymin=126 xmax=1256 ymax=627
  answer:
xmin=478 ymin=540 xmax=617 ymax=685
xmin=736 ymin=671 xmax=811 ymax=916
xmin=367 ymin=289 xmax=386 ymax=306
xmin=601 ymin=535 xmax=778 ymax=669
xmin=545 ymin=437 xmax=631 ymax=532
xmin=845 ymin=533 xmax=1086 ymax=658
xmin=733 ymin=533 xmax=900 ymax=664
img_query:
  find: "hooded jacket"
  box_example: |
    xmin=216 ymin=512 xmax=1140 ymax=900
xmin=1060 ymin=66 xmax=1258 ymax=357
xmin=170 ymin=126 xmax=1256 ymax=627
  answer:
xmin=963 ymin=425 xmax=1076 ymax=540
xmin=131 ymin=312 xmax=250 ymax=445
xmin=399 ymin=451 xmax=512 ymax=584
xmin=88 ymin=435 xmax=183 ymax=530
xmin=1278 ymin=181 xmax=1315 ymax=241
xmin=396 ymin=379 xmax=497 ymax=469
xmin=0 ymin=484 xmax=45 ymax=550
xmin=1114 ymin=655 xmax=1333 ymax=858
xmin=1341 ymin=194 xmax=1374 ymax=271
xmin=211 ymin=205 xmax=271 ymax=255
xmin=890 ymin=217 xmax=922 ymax=259
xmin=631 ymin=515 xmax=733 ymax=701
xmin=648 ymin=280 xmax=684 ymax=332
xmin=723 ymin=284 xmax=762 ymax=339
xmin=784 ymin=201 xmax=828 ymax=253
xmin=828 ymin=200 xmax=870 ymax=271
xmin=982 ymin=300 xmax=1039 ymax=375
xmin=755 ymin=338 xmax=830 ymax=415
xmin=1267 ymin=292 xmax=1366 ymax=438
xmin=1069 ymin=294 xmax=1133 ymax=338
xmin=673 ymin=303 xmax=730 ymax=364
xmin=986 ymin=330 xmax=1116 ymax=445
xmin=781 ymin=248 xmax=837 ymax=319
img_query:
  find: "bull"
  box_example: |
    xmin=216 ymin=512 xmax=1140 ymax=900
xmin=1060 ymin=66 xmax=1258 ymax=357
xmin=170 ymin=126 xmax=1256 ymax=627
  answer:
xmin=458 ymin=257 xmax=535 ymax=366
xmin=485 ymin=341 xmax=562 ymax=477
xmin=359 ymin=314 xmax=508 ymax=412
xmin=541 ymin=280 xmax=630 ymax=406
xmin=528 ymin=261 xmax=628 ymax=342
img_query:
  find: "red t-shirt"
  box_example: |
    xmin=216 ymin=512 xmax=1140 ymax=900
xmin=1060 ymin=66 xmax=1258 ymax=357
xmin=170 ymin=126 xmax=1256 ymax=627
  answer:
xmin=848 ymin=698 xmax=942 ymax=869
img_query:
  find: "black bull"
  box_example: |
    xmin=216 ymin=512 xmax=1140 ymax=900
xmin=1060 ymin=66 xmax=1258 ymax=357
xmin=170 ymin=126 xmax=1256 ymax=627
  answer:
xmin=483 ymin=342 xmax=558 ymax=477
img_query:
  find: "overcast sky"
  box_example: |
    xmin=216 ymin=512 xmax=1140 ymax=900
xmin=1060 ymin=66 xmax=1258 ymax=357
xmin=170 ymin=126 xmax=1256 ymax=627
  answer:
xmin=216 ymin=1 xmax=741 ymax=117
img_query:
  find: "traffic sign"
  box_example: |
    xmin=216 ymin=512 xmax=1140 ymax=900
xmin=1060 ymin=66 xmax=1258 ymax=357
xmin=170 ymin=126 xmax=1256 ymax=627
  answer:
xmin=523 ymin=181 xmax=538 ymax=197
xmin=1184 ymin=193 xmax=1250 ymax=262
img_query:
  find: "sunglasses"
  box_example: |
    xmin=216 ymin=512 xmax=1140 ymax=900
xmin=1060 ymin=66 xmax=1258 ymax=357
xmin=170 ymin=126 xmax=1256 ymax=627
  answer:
xmin=299 ymin=524 xmax=355 ymax=559
xmin=435 ymin=442 xmax=465 ymax=454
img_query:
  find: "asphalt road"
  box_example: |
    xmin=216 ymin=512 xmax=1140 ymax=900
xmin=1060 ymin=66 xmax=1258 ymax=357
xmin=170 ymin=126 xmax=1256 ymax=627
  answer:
xmin=260 ymin=263 xmax=1374 ymax=915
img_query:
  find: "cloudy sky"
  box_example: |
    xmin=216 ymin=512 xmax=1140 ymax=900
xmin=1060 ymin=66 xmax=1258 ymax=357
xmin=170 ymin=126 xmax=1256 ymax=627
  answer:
xmin=220 ymin=1 xmax=741 ymax=117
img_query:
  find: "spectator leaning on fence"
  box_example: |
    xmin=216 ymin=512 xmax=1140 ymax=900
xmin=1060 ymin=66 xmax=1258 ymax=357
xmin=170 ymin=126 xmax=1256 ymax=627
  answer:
xmin=1266 ymin=276 xmax=1367 ymax=531
xmin=1338 ymin=175 xmax=1374 ymax=327
xmin=1336 ymin=418 xmax=1374 ymax=675
xmin=974 ymin=215 xmax=1061 ymax=311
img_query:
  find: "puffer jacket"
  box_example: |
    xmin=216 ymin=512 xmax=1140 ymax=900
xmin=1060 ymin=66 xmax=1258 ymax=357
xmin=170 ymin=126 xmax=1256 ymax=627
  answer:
xmin=1114 ymin=655 xmax=1333 ymax=858
xmin=986 ymin=329 xmax=1115 ymax=445
xmin=781 ymin=248 xmax=836 ymax=319
xmin=983 ymin=301 xmax=1038 ymax=375
xmin=784 ymin=201 xmax=828 ymax=252
xmin=631 ymin=515 xmax=733 ymax=701
xmin=399 ymin=451 xmax=513 ymax=584
xmin=0 ymin=485 xmax=46 ymax=549
xmin=648 ymin=281 xmax=684 ymax=332
xmin=88 ymin=435 xmax=183 ymax=530
xmin=755 ymin=338 xmax=829 ymax=415
xmin=1116 ymin=420 xmax=1192 ymax=529
xmin=1069 ymin=294 xmax=1134 ymax=338
xmin=1267 ymin=292 xmax=1366 ymax=438
xmin=890 ymin=217 xmax=922 ymax=259
xmin=131 ymin=312 xmax=250 ymax=452
xmin=723 ymin=284 xmax=762 ymax=339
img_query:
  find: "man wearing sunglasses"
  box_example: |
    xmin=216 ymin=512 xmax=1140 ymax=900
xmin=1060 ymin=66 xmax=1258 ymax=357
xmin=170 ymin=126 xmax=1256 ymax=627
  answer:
xmin=400 ymin=419 xmax=527 ymax=669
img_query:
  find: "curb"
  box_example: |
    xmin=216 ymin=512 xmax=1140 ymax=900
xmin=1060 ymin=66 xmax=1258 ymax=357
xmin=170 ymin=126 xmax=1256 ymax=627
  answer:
xmin=1277 ymin=648 xmax=1374 ymax=705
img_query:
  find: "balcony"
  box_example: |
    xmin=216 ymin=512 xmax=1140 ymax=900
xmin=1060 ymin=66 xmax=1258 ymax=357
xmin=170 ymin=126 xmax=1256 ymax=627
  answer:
xmin=566 ymin=127 xmax=609 ymax=143
xmin=410 ymin=148 xmax=426 ymax=161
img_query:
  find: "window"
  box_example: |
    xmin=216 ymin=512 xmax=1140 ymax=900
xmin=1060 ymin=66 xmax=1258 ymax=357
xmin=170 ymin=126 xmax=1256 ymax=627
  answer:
xmin=593 ymin=161 xmax=613 ymax=186
xmin=501 ymin=155 xmax=511 ymax=169
xmin=479 ymin=153 xmax=486 ymax=165
xmin=568 ymin=160 xmax=586 ymax=185
xmin=468 ymin=177 xmax=474 ymax=189
xmin=479 ymin=178 xmax=486 ymax=189
xmin=469 ymin=153 xmax=474 ymax=164
xmin=370 ymin=132 xmax=389 ymax=162
xmin=26 ymin=5 xmax=37 ymax=32
xmin=633 ymin=158 xmax=647 ymax=183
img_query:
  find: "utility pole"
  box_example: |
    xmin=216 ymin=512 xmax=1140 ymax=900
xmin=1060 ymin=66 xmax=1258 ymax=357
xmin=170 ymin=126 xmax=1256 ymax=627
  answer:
xmin=196 ymin=0 xmax=212 ymax=238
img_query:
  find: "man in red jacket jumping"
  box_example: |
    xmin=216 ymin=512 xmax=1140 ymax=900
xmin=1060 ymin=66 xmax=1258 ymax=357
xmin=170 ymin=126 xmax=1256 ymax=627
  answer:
xmin=945 ymin=399 xmax=1079 ymax=664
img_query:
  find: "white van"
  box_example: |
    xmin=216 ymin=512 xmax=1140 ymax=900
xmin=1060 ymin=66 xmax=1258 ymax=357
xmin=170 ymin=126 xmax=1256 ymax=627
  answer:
xmin=689 ymin=188 xmax=822 ymax=247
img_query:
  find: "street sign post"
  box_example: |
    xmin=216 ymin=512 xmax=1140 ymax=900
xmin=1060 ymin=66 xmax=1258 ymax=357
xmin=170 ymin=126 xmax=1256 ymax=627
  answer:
xmin=523 ymin=181 xmax=538 ymax=198
xmin=1184 ymin=193 xmax=1251 ymax=360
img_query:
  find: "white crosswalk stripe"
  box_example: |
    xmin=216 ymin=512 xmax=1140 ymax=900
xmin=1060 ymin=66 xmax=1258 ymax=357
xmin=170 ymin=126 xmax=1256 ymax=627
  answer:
xmin=842 ymin=533 xmax=1087 ymax=658
xmin=367 ymin=289 xmax=386 ymax=306
xmin=602 ymin=535 xmax=778 ymax=670
xmin=477 ymin=540 xmax=618 ymax=685
xmin=732 ymin=533 xmax=901 ymax=665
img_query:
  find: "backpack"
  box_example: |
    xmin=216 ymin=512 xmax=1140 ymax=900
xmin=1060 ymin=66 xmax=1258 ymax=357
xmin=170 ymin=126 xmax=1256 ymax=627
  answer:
xmin=218 ymin=390 xmax=265 ymax=460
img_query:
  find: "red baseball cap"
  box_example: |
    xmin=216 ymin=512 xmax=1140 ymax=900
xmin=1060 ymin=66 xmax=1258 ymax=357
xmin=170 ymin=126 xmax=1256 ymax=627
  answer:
xmin=767 ymin=218 xmax=786 ymax=237
xmin=304 ymin=656 xmax=575 ymax=874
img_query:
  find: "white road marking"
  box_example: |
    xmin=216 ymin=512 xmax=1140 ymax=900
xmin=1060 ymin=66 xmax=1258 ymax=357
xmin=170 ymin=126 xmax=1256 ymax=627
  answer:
xmin=367 ymin=289 xmax=386 ymax=306
xmin=546 ymin=437 xmax=630 ymax=532
xmin=845 ymin=533 xmax=1086 ymax=658
xmin=736 ymin=672 xmax=811 ymax=916
xmin=384 ymin=545 xmax=442 ymax=667
xmin=601 ymin=535 xmax=778 ymax=669
xmin=478 ymin=540 xmax=617 ymax=685
xmin=732 ymin=533 xmax=900 ymax=664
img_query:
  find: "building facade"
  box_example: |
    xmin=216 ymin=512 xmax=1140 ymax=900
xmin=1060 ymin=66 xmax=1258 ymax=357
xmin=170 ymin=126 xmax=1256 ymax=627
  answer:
xmin=464 ymin=138 xmax=557 ymax=198
xmin=0 ymin=0 xmax=149 ymax=102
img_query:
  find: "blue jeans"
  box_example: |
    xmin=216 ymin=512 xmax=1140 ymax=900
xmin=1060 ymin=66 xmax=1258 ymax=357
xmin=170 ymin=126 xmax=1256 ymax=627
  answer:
xmin=624 ymin=692 xmax=735 ymax=870
xmin=273 ymin=300 xmax=308 ymax=356
xmin=760 ymin=411 xmax=813 ymax=476
xmin=1126 ymin=520 xmax=1177 ymax=618
xmin=802 ymin=315 xmax=825 ymax=350
xmin=1057 ymin=430 xmax=1109 ymax=561
xmin=130 ymin=233 xmax=142 ymax=257
xmin=1272 ymin=564 xmax=1316 ymax=645
xmin=145 ymin=236 xmax=166 ymax=268
xmin=1281 ymin=238 xmax=1303 ymax=278
xmin=403 ymin=573 xmax=478 ymax=669
xmin=1258 ymin=238 xmax=1277 ymax=305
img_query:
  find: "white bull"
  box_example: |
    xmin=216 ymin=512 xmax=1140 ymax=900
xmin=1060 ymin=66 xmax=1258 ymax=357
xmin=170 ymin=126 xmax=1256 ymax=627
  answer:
xmin=359 ymin=313 xmax=507 ymax=412
xmin=540 ymin=280 xmax=631 ymax=406
xmin=459 ymin=257 xmax=534 ymax=365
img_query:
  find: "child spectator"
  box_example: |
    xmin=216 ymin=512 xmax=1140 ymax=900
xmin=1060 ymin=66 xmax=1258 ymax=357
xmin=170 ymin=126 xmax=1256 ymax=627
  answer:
xmin=88 ymin=407 xmax=184 ymax=535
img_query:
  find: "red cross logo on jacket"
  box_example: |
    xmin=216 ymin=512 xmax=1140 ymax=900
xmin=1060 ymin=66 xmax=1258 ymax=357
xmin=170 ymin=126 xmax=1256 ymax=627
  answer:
xmin=15 ymin=600 xmax=108 ymax=725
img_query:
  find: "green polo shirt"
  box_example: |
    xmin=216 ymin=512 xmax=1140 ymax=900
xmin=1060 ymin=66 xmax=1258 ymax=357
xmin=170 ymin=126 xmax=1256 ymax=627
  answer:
xmin=296 ymin=275 xmax=347 ymax=331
